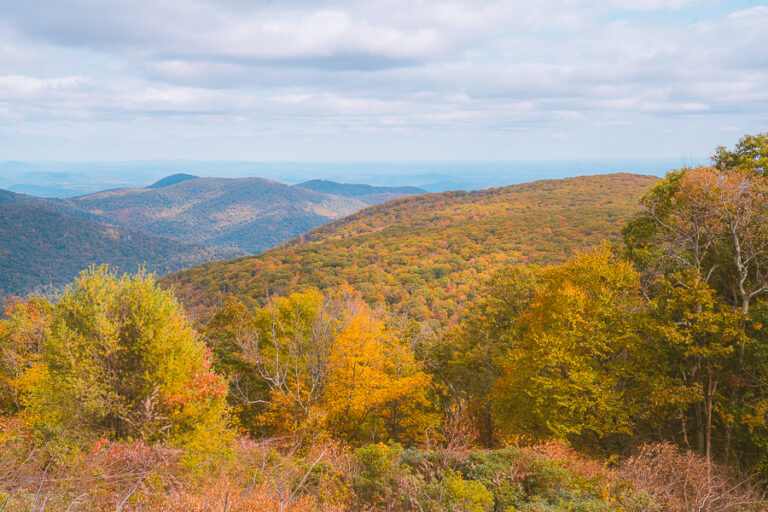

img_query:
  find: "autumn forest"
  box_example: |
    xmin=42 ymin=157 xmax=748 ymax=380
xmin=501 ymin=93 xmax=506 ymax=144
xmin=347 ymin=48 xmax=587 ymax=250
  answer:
xmin=2 ymin=133 xmax=768 ymax=511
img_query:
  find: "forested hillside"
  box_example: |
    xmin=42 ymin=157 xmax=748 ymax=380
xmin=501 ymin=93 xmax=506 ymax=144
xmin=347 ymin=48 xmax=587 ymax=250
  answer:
xmin=0 ymin=187 xmax=94 ymax=219
xmin=64 ymin=177 xmax=367 ymax=253
xmin=167 ymin=173 xmax=658 ymax=321
xmin=0 ymin=203 xmax=243 ymax=297
xmin=146 ymin=173 xmax=198 ymax=189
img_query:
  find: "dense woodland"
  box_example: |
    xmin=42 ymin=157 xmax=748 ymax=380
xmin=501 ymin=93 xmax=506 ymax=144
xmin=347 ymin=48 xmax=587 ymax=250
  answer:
xmin=2 ymin=133 xmax=768 ymax=511
xmin=168 ymin=173 xmax=657 ymax=323
xmin=0 ymin=203 xmax=243 ymax=297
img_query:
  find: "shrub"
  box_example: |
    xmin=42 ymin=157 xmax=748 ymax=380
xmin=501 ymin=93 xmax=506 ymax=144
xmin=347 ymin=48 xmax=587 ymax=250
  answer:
xmin=0 ymin=434 xmax=351 ymax=512
xmin=352 ymin=443 xmax=402 ymax=505
xmin=440 ymin=469 xmax=493 ymax=512
xmin=618 ymin=443 xmax=766 ymax=512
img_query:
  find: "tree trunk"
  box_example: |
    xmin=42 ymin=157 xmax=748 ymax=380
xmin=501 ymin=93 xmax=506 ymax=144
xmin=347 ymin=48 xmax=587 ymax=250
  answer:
xmin=694 ymin=402 xmax=705 ymax=454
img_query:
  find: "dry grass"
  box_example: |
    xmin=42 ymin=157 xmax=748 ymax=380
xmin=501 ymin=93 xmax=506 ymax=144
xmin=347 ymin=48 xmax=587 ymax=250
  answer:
xmin=0 ymin=424 xmax=350 ymax=512
xmin=521 ymin=439 xmax=608 ymax=482
xmin=2 ymin=424 xmax=767 ymax=512
xmin=617 ymin=442 xmax=766 ymax=512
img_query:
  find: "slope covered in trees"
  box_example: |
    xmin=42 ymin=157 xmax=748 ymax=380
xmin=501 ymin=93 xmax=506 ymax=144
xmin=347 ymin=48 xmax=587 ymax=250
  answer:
xmin=0 ymin=187 xmax=93 ymax=219
xmin=64 ymin=177 xmax=367 ymax=253
xmin=167 ymin=173 xmax=658 ymax=321
xmin=1 ymin=176 xmax=427 ymax=297
xmin=0 ymin=203 xmax=243 ymax=297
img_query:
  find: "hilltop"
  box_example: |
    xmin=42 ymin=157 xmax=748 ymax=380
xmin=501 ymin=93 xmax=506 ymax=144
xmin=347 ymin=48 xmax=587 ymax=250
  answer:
xmin=146 ymin=173 xmax=198 ymax=189
xmin=296 ymin=180 xmax=426 ymax=205
xmin=0 ymin=203 xmax=243 ymax=297
xmin=166 ymin=173 xmax=659 ymax=321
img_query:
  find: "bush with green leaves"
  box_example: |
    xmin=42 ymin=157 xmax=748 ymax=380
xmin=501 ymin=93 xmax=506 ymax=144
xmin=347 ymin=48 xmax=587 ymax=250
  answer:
xmin=348 ymin=443 xmax=659 ymax=512
xmin=440 ymin=469 xmax=493 ymax=512
xmin=352 ymin=443 xmax=403 ymax=505
xmin=18 ymin=266 xmax=231 ymax=461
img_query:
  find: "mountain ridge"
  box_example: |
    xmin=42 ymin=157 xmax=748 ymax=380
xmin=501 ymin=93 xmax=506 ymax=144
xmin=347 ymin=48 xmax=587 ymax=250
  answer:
xmin=147 ymin=173 xmax=198 ymax=189
xmin=63 ymin=177 xmax=368 ymax=253
xmin=296 ymin=180 xmax=426 ymax=205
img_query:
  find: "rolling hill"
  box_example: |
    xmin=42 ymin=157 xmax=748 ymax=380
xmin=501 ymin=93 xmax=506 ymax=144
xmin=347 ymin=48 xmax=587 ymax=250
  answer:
xmin=0 ymin=203 xmax=244 ymax=298
xmin=63 ymin=177 xmax=368 ymax=253
xmin=296 ymin=180 xmax=426 ymax=205
xmin=165 ymin=173 xmax=659 ymax=322
xmin=0 ymin=187 xmax=94 ymax=218
xmin=147 ymin=173 xmax=198 ymax=189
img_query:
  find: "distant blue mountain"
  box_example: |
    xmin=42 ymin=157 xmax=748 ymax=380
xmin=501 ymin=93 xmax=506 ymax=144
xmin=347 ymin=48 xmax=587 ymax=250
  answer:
xmin=8 ymin=183 xmax=84 ymax=198
xmin=0 ymin=159 xmax=681 ymax=196
xmin=296 ymin=180 xmax=425 ymax=204
xmin=147 ymin=173 xmax=198 ymax=189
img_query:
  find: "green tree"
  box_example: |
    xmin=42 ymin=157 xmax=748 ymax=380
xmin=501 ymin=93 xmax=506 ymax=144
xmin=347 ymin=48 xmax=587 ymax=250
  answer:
xmin=21 ymin=266 xmax=230 ymax=457
xmin=232 ymin=290 xmax=336 ymax=437
xmin=624 ymin=161 xmax=768 ymax=467
xmin=646 ymin=272 xmax=748 ymax=461
xmin=713 ymin=131 xmax=768 ymax=176
xmin=203 ymin=295 xmax=270 ymax=435
xmin=493 ymin=246 xmax=646 ymax=453
xmin=742 ymin=297 xmax=768 ymax=473
xmin=430 ymin=265 xmax=542 ymax=447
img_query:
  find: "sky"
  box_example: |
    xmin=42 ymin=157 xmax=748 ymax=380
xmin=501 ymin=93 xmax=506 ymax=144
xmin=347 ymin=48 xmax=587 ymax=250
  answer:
xmin=0 ymin=0 xmax=766 ymax=163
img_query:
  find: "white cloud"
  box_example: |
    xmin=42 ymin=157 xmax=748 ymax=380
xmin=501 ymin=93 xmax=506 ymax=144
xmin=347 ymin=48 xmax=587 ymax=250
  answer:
xmin=0 ymin=75 xmax=89 ymax=99
xmin=0 ymin=1 xmax=766 ymax=160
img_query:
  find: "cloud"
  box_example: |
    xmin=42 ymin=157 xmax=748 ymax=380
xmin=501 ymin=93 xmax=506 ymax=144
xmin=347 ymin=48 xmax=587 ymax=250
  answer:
xmin=3 ymin=1 xmax=462 ymax=66
xmin=0 ymin=1 xmax=766 ymax=160
xmin=0 ymin=75 xmax=89 ymax=99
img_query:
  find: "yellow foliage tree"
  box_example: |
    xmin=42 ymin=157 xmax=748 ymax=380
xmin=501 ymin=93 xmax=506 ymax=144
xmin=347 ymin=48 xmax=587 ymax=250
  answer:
xmin=323 ymin=304 xmax=432 ymax=444
xmin=0 ymin=298 xmax=51 ymax=414
xmin=218 ymin=289 xmax=434 ymax=444
xmin=493 ymin=245 xmax=646 ymax=451
xmin=16 ymin=267 xmax=231 ymax=466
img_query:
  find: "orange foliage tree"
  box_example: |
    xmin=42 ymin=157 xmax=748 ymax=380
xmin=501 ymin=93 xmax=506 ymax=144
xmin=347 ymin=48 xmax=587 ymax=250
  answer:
xmin=207 ymin=288 xmax=434 ymax=444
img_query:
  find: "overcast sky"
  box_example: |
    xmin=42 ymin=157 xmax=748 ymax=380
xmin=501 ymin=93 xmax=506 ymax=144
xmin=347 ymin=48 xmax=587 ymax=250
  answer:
xmin=0 ymin=0 xmax=766 ymax=162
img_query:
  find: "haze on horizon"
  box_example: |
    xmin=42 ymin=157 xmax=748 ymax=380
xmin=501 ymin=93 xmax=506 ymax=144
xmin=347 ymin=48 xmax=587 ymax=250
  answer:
xmin=0 ymin=0 xmax=766 ymax=164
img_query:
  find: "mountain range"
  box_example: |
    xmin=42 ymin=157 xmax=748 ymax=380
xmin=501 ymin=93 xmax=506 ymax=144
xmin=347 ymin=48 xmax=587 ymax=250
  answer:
xmin=61 ymin=176 xmax=369 ymax=253
xmin=0 ymin=176 xmax=424 ymax=297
